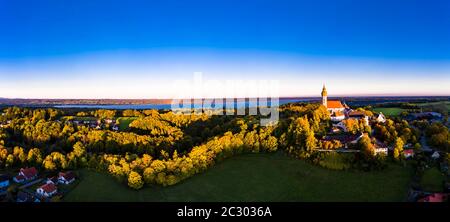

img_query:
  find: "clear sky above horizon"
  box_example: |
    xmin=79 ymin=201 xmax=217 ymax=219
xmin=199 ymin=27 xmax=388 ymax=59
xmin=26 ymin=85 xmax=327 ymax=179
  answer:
xmin=1 ymin=0 xmax=450 ymax=99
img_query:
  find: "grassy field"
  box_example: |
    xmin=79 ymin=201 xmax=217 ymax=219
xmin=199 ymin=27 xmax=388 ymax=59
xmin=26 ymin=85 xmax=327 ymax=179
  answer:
xmin=420 ymin=167 xmax=445 ymax=192
xmin=415 ymin=101 xmax=450 ymax=113
xmin=372 ymin=107 xmax=406 ymax=116
xmin=117 ymin=117 xmax=138 ymax=130
xmin=64 ymin=152 xmax=413 ymax=202
xmin=416 ymin=101 xmax=450 ymax=107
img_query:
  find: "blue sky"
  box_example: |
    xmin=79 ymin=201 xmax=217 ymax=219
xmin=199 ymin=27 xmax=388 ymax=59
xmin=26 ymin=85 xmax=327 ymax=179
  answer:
xmin=1 ymin=0 xmax=449 ymax=98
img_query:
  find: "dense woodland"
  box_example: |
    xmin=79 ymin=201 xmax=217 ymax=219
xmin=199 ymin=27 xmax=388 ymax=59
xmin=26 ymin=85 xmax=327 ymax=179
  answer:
xmin=0 ymin=102 xmax=446 ymax=189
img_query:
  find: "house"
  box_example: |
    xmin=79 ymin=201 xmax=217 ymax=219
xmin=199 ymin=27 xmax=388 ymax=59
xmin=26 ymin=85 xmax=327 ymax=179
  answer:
xmin=348 ymin=111 xmax=369 ymax=126
xmin=431 ymin=151 xmax=440 ymax=159
xmin=0 ymin=174 xmax=10 ymax=189
xmin=374 ymin=141 xmax=388 ymax=155
xmin=404 ymin=149 xmax=414 ymax=159
xmin=373 ymin=112 xmax=386 ymax=123
xmin=58 ymin=171 xmax=76 ymax=184
xmin=330 ymin=111 xmax=346 ymax=122
xmin=13 ymin=167 xmax=38 ymax=183
xmin=333 ymin=121 xmax=348 ymax=132
xmin=321 ymin=133 xmax=364 ymax=148
xmin=46 ymin=176 xmax=59 ymax=185
xmin=418 ymin=193 xmax=448 ymax=202
xmin=104 ymin=119 xmax=115 ymax=124
xmin=17 ymin=191 xmax=40 ymax=202
xmin=36 ymin=183 xmax=57 ymax=197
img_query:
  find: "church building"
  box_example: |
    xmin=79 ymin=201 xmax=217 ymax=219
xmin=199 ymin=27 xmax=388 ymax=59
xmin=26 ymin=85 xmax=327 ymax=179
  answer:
xmin=321 ymin=85 xmax=347 ymax=121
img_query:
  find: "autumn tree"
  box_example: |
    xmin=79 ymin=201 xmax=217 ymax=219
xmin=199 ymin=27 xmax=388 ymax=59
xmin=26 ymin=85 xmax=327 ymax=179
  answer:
xmin=393 ymin=137 xmax=404 ymax=161
xmin=27 ymin=148 xmax=43 ymax=166
xmin=358 ymin=135 xmax=376 ymax=158
xmin=128 ymin=171 xmax=144 ymax=189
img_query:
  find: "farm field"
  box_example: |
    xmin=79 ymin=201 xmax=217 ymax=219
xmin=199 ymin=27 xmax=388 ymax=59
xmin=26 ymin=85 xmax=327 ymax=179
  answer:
xmin=64 ymin=152 xmax=413 ymax=202
xmin=372 ymin=107 xmax=406 ymax=116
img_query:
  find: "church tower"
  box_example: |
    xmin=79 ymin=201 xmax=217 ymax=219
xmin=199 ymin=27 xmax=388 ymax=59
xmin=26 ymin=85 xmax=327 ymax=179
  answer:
xmin=321 ymin=84 xmax=327 ymax=108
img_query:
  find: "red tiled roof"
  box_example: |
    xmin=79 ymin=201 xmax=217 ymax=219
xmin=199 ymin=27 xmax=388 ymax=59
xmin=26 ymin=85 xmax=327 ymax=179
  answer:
xmin=327 ymin=100 xmax=344 ymax=109
xmin=419 ymin=193 xmax=447 ymax=202
xmin=348 ymin=111 xmax=365 ymax=117
xmin=21 ymin=167 xmax=38 ymax=179
xmin=404 ymin=149 xmax=414 ymax=154
xmin=40 ymin=183 xmax=57 ymax=193
xmin=59 ymin=171 xmax=76 ymax=181
xmin=15 ymin=175 xmax=25 ymax=181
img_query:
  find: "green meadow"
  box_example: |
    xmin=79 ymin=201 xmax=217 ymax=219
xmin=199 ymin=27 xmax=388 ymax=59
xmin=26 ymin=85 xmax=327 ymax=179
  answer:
xmin=64 ymin=152 xmax=413 ymax=202
xmin=116 ymin=117 xmax=138 ymax=130
xmin=372 ymin=107 xmax=406 ymax=116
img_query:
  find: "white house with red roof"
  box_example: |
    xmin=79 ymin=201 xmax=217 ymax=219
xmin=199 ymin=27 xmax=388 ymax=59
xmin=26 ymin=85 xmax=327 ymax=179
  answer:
xmin=373 ymin=112 xmax=386 ymax=123
xmin=58 ymin=171 xmax=76 ymax=184
xmin=36 ymin=183 xmax=57 ymax=197
xmin=348 ymin=111 xmax=370 ymax=126
xmin=13 ymin=167 xmax=38 ymax=183
xmin=404 ymin=149 xmax=414 ymax=159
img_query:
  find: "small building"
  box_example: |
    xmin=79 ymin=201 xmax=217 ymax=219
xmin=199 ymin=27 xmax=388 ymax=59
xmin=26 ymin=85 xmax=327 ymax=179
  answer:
xmin=104 ymin=119 xmax=115 ymax=124
xmin=46 ymin=176 xmax=59 ymax=185
xmin=36 ymin=183 xmax=58 ymax=197
xmin=17 ymin=191 xmax=40 ymax=202
xmin=321 ymin=133 xmax=363 ymax=148
xmin=330 ymin=111 xmax=346 ymax=122
xmin=348 ymin=111 xmax=369 ymax=125
xmin=58 ymin=171 xmax=76 ymax=184
xmin=404 ymin=149 xmax=414 ymax=159
xmin=418 ymin=193 xmax=448 ymax=202
xmin=333 ymin=121 xmax=348 ymax=132
xmin=0 ymin=174 xmax=10 ymax=189
xmin=374 ymin=141 xmax=388 ymax=155
xmin=373 ymin=112 xmax=386 ymax=123
xmin=431 ymin=151 xmax=440 ymax=159
xmin=13 ymin=167 xmax=38 ymax=183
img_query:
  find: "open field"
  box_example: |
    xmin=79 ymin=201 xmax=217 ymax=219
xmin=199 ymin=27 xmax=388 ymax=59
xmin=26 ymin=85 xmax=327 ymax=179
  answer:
xmin=64 ymin=152 xmax=413 ymax=202
xmin=60 ymin=116 xmax=98 ymax=121
xmin=372 ymin=107 xmax=406 ymax=116
xmin=117 ymin=117 xmax=138 ymax=130
xmin=415 ymin=101 xmax=450 ymax=107
xmin=415 ymin=101 xmax=450 ymax=113
xmin=420 ymin=167 xmax=445 ymax=192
